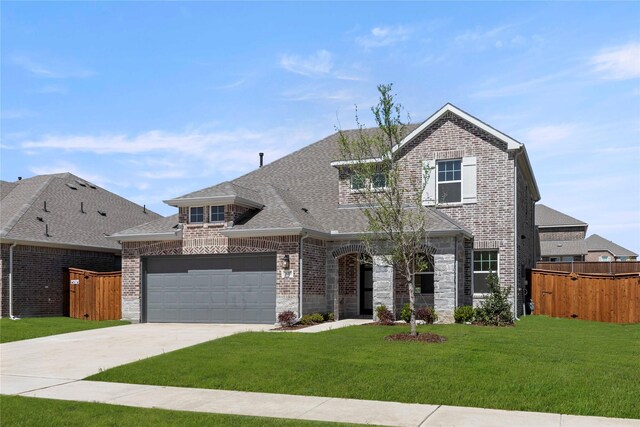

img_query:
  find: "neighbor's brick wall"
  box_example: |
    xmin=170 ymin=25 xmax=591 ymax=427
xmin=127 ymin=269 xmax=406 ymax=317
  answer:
xmin=0 ymin=244 xmax=117 ymax=317
xmin=585 ymin=250 xmax=615 ymax=262
xmin=538 ymin=227 xmax=586 ymax=241
xmin=338 ymin=112 xmax=518 ymax=301
xmin=121 ymin=225 xmax=301 ymax=321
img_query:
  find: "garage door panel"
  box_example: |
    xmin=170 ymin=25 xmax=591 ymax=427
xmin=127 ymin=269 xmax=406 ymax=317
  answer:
xmin=145 ymin=254 xmax=276 ymax=323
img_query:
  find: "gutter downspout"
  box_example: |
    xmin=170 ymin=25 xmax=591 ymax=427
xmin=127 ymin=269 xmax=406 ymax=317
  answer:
xmin=513 ymin=153 xmax=520 ymax=321
xmin=299 ymin=232 xmax=309 ymax=318
xmin=9 ymin=242 xmax=20 ymax=320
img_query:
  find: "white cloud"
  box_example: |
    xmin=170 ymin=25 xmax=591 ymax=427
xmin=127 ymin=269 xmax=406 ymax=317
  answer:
xmin=279 ymin=50 xmax=333 ymax=76
xmin=591 ymin=43 xmax=640 ymax=80
xmin=1 ymin=109 xmax=33 ymax=119
xmin=357 ymin=25 xmax=410 ymax=49
xmin=34 ymin=84 xmax=67 ymax=94
xmin=12 ymin=55 xmax=95 ymax=79
xmin=29 ymin=160 xmax=111 ymax=187
xmin=282 ymin=88 xmax=357 ymax=102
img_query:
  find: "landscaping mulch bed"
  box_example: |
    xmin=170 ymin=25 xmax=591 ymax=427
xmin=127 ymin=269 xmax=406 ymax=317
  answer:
xmin=385 ymin=332 xmax=447 ymax=343
xmin=271 ymin=324 xmax=314 ymax=331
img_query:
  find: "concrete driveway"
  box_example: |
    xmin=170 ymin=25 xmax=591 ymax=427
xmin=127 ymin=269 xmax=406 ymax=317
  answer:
xmin=0 ymin=323 xmax=272 ymax=395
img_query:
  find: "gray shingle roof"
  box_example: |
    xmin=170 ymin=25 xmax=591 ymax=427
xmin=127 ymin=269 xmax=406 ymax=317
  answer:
xmin=585 ymin=234 xmax=638 ymax=257
xmin=0 ymin=173 xmax=161 ymax=250
xmin=535 ymin=204 xmax=587 ymax=227
xmin=540 ymin=240 xmax=588 ymax=257
xmin=173 ymin=181 xmax=264 ymax=205
xmin=111 ymin=214 xmax=180 ymax=237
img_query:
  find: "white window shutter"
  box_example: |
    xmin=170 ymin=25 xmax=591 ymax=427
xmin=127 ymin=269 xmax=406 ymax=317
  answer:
xmin=422 ymin=159 xmax=436 ymax=206
xmin=462 ymin=156 xmax=477 ymax=204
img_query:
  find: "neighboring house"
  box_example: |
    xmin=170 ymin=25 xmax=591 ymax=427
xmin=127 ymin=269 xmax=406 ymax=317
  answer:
xmin=535 ymin=204 xmax=588 ymax=262
xmin=0 ymin=173 xmax=160 ymax=317
xmin=110 ymin=104 xmax=540 ymax=324
xmin=585 ymin=234 xmax=638 ymax=262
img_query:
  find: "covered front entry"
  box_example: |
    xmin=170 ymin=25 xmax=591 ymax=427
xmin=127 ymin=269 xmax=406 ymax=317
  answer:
xmin=143 ymin=253 xmax=276 ymax=324
xmin=359 ymin=263 xmax=373 ymax=316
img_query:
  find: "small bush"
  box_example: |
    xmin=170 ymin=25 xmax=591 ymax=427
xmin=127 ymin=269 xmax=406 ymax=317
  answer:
xmin=400 ymin=303 xmax=412 ymax=323
xmin=454 ymin=306 xmax=475 ymax=323
xmin=416 ymin=306 xmax=438 ymax=324
xmin=474 ymin=273 xmax=514 ymax=326
xmin=323 ymin=312 xmax=334 ymax=322
xmin=277 ymin=311 xmax=296 ymax=327
xmin=375 ymin=305 xmax=395 ymax=325
xmin=300 ymin=312 xmax=324 ymax=325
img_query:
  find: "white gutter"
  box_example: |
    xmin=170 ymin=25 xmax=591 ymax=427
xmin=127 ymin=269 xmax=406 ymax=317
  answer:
xmin=8 ymin=243 xmax=19 ymax=320
xmin=299 ymin=232 xmax=309 ymax=317
xmin=106 ymin=228 xmax=183 ymax=242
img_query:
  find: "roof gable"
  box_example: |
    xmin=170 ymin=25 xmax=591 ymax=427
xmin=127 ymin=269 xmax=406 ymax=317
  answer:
xmin=535 ymin=204 xmax=587 ymax=227
xmin=585 ymin=234 xmax=638 ymax=257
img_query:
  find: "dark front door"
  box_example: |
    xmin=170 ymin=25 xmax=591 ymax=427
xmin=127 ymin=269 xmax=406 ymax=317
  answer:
xmin=360 ymin=263 xmax=373 ymax=316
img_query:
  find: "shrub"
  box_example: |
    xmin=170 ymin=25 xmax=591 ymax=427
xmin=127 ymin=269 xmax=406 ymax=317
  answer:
xmin=454 ymin=306 xmax=475 ymax=323
xmin=474 ymin=273 xmax=514 ymax=326
xmin=416 ymin=306 xmax=438 ymax=324
xmin=400 ymin=303 xmax=412 ymax=323
xmin=375 ymin=305 xmax=395 ymax=325
xmin=323 ymin=312 xmax=334 ymax=322
xmin=277 ymin=311 xmax=296 ymax=327
xmin=300 ymin=312 xmax=324 ymax=325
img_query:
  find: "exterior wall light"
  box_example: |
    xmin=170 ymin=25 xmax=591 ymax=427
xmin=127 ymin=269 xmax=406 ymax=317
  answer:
xmin=282 ymin=254 xmax=290 ymax=270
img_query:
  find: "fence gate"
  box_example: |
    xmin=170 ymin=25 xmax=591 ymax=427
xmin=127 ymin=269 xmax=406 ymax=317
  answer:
xmin=531 ymin=269 xmax=640 ymax=323
xmin=68 ymin=268 xmax=122 ymax=321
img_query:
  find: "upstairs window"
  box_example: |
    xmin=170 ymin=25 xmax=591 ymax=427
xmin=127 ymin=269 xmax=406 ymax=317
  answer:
xmin=437 ymin=159 xmax=462 ymax=203
xmin=350 ymin=174 xmax=365 ymax=191
xmin=473 ymin=250 xmax=498 ymax=293
xmin=210 ymin=205 xmax=225 ymax=222
xmin=372 ymin=173 xmax=387 ymax=189
xmin=189 ymin=206 xmax=204 ymax=223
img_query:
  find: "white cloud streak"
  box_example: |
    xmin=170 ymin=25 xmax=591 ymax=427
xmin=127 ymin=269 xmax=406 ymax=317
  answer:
xmin=357 ymin=25 xmax=411 ymax=49
xmin=12 ymin=55 xmax=95 ymax=79
xmin=591 ymin=43 xmax=640 ymax=80
xmin=279 ymin=50 xmax=333 ymax=76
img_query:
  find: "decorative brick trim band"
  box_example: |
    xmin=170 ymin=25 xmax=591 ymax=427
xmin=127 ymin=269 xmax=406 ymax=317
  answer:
xmin=434 ymin=149 xmax=465 ymax=160
xmin=474 ymin=240 xmax=502 ymax=249
xmin=331 ymin=243 xmax=368 ymax=259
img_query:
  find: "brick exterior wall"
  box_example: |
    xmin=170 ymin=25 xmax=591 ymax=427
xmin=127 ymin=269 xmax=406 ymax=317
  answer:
xmin=516 ymin=165 xmax=537 ymax=315
xmin=121 ymin=224 xmax=301 ymax=322
xmin=338 ymin=252 xmax=358 ymax=317
xmin=585 ymin=250 xmax=614 ymax=262
xmin=302 ymin=237 xmax=327 ymax=314
xmin=178 ymin=204 xmax=251 ymax=226
xmin=538 ymin=227 xmax=586 ymax=241
xmin=0 ymin=243 xmax=117 ymax=317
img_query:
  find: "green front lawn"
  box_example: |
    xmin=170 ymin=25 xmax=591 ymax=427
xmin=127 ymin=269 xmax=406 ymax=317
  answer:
xmin=0 ymin=317 xmax=129 ymax=343
xmin=89 ymin=316 xmax=640 ymax=419
xmin=0 ymin=396 xmax=364 ymax=427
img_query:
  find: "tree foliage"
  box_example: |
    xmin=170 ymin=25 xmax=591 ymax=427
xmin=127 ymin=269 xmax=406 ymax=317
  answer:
xmin=337 ymin=84 xmax=434 ymax=335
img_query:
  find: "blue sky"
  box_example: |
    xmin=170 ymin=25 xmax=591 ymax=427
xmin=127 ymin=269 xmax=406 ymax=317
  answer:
xmin=2 ymin=2 xmax=639 ymax=253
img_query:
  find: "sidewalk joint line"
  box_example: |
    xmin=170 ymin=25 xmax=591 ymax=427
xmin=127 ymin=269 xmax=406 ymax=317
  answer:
xmin=417 ymin=404 xmax=441 ymax=426
xmin=15 ymin=379 xmax=80 ymax=396
xmin=295 ymin=396 xmax=334 ymax=418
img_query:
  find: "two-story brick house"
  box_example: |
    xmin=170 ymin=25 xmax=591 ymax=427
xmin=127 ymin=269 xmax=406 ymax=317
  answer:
xmin=110 ymin=104 xmax=540 ymax=323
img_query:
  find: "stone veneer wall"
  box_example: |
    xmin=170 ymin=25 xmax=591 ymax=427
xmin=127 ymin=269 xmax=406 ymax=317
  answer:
xmin=121 ymin=224 xmax=300 ymax=322
xmin=0 ymin=243 xmax=117 ymax=317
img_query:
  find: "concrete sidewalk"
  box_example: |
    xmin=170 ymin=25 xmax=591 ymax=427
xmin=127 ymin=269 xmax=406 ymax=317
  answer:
xmin=6 ymin=379 xmax=638 ymax=427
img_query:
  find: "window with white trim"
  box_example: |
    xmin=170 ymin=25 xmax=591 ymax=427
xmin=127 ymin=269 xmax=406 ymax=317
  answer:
xmin=189 ymin=206 xmax=204 ymax=223
xmin=210 ymin=205 xmax=224 ymax=222
xmin=414 ymin=255 xmax=434 ymax=294
xmin=473 ymin=250 xmax=498 ymax=293
xmin=372 ymin=172 xmax=387 ymax=189
xmin=437 ymin=159 xmax=462 ymax=203
xmin=599 ymin=255 xmax=610 ymax=262
xmin=350 ymin=174 xmax=365 ymax=191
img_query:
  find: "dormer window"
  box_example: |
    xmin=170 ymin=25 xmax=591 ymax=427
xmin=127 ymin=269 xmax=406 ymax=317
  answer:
xmin=210 ymin=205 xmax=224 ymax=222
xmin=350 ymin=174 xmax=365 ymax=191
xmin=372 ymin=173 xmax=387 ymax=189
xmin=189 ymin=206 xmax=204 ymax=223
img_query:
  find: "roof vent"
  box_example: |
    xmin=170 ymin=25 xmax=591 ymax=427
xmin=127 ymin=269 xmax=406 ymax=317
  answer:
xmin=45 ymin=224 xmax=51 ymax=237
xmin=259 ymin=152 xmax=264 ymax=168
xmin=36 ymin=216 xmax=44 ymax=222
xmin=81 ymin=202 xmax=85 ymax=213
xmin=75 ymin=179 xmax=87 ymax=187
xmin=66 ymin=183 xmax=77 ymax=190
xmin=301 ymin=208 xmax=308 ymax=213
xmin=18 ymin=176 xmax=22 ymax=181
xmin=43 ymin=201 xmax=49 ymax=212
xmin=97 ymin=210 xmax=107 ymax=217
xmin=88 ymin=183 xmax=97 ymax=189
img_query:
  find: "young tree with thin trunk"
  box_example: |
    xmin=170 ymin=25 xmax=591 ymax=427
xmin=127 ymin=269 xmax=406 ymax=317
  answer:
xmin=336 ymin=83 xmax=433 ymax=336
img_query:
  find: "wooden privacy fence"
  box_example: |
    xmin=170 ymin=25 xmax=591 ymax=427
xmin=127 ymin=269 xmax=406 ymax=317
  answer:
xmin=531 ymin=269 xmax=639 ymax=323
xmin=67 ymin=268 xmax=122 ymax=321
xmin=536 ymin=261 xmax=640 ymax=274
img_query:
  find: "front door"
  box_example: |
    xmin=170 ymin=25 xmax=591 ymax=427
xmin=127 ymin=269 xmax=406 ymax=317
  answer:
xmin=360 ymin=263 xmax=373 ymax=316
